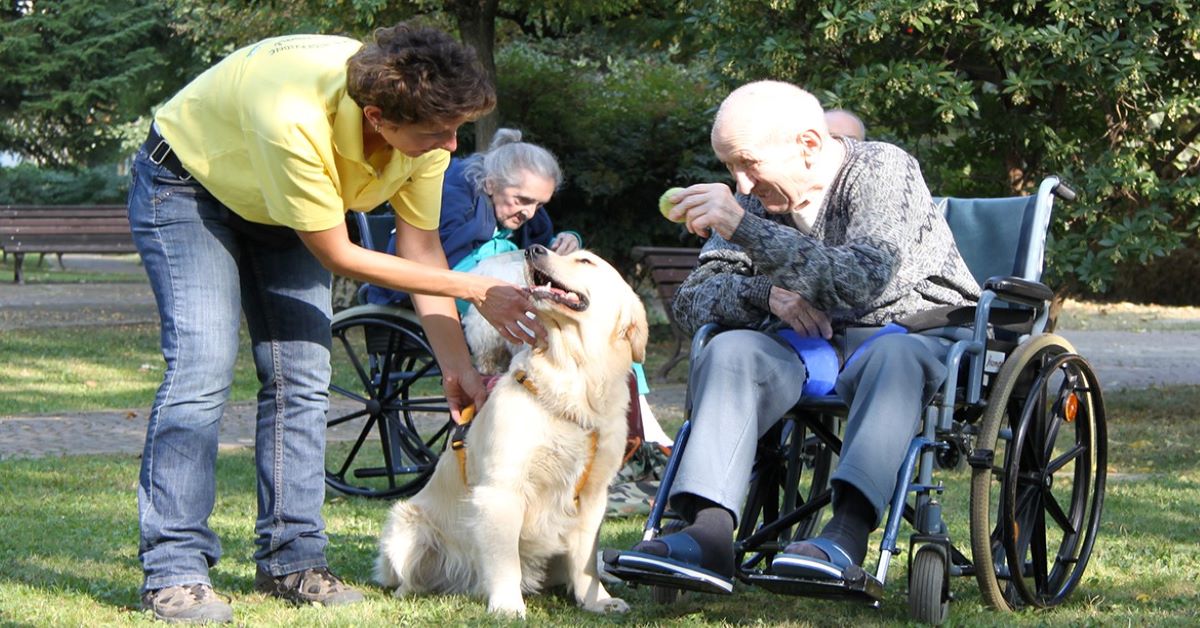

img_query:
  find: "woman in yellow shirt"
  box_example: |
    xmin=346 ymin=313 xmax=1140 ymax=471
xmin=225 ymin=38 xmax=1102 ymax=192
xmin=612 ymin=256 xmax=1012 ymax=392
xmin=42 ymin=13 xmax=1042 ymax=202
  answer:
xmin=128 ymin=22 xmax=537 ymax=623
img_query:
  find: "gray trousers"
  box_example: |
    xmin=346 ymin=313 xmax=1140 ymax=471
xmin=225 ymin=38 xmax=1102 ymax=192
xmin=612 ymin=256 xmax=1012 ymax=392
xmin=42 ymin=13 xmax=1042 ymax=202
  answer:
xmin=671 ymin=329 xmax=951 ymax=527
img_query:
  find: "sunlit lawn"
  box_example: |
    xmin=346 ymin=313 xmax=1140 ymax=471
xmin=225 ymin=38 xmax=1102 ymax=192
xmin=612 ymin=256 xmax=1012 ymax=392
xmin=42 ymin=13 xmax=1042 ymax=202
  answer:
xmin=3 ymin=276 xmax=1200 ymax=625
xmin=2 ymin=355 xmax=1199 ymax=624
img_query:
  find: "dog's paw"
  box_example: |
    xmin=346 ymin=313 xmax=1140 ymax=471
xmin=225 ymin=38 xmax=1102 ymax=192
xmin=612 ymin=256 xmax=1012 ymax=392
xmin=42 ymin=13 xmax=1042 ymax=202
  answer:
xmin=487 ymin=595 xmax=527 ymax=618
xmin=582 ymin=596 xmax=629 ymax=614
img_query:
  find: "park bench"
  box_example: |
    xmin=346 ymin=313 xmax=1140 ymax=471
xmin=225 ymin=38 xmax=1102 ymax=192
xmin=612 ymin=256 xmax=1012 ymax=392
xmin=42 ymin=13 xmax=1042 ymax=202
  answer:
xmin=0 ymin=204 xmax=135 ymax=283
xmin=630 ymin=245 xmax=701 ymax=381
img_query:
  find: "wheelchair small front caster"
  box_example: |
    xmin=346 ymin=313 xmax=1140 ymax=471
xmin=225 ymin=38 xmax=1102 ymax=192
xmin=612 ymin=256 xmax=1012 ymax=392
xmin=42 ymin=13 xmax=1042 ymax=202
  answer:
xmin=909 ymin=544 xmax=949 ymax=625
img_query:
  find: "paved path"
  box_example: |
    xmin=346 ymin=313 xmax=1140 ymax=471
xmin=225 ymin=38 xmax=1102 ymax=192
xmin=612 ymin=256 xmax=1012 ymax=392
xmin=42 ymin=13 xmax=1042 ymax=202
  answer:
xmin=2 ymin=256 xmax=1199 ymax=460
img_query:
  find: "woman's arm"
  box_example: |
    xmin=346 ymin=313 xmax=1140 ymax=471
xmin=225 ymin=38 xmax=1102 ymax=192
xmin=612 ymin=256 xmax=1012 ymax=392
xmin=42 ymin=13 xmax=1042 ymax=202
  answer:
xmin=296 ymin=221 xmax=545 ymax=345
xmin=394 ymin=220 xmax=486 ymax=420
xmin=297 ymin=220 xmax=543 ymax=419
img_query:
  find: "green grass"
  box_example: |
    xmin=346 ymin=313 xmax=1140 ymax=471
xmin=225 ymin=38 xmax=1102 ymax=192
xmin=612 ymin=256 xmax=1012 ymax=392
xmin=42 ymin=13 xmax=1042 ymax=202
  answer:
xmin=0 ymin=323 xmax=262 ymax=416
xmin=3 ymin=274 xmax=1200 ymax=624
xmin=2 ymin=388 xmax=1199 ymax=625
xmin=0 ymin=316 xmax=398 ymax=417
xmin=0 ymin=322 xmax=676 ymax=417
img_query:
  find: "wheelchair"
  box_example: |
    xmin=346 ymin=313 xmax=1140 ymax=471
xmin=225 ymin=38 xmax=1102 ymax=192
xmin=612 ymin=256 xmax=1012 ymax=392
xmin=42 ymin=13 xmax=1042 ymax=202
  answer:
xmin=606 ymin=176 xmax=1107 ymax=624
xmin=324 ymin=210 xmax=454 ymax=499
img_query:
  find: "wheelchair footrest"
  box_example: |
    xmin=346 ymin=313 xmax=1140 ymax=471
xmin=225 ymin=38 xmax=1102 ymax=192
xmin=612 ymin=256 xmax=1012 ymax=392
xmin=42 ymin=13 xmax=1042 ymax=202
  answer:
xmin=745 ymin=571 xmax=884 ymax=603
xmin=602 ymin=551 xmax=734 ymax=595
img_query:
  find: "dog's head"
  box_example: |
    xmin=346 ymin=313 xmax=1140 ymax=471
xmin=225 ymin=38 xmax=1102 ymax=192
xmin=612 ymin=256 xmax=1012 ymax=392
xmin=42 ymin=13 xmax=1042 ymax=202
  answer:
xmin=524 ymin=244 xmax=648 ymax=367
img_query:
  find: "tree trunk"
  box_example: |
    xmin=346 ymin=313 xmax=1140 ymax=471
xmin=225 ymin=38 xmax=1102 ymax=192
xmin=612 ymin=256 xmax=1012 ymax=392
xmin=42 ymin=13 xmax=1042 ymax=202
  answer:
xmin=447 ymin=0 xmax=499 ymax=151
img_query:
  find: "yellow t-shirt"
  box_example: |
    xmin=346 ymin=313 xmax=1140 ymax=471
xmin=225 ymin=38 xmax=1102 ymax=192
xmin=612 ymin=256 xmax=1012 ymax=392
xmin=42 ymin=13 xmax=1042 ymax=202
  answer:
xmin=154 ymin=34 xmax=447 ymax=231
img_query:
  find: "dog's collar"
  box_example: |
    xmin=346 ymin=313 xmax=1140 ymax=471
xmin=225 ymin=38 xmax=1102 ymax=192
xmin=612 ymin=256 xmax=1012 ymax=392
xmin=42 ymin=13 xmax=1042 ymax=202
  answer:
xmin=514 ymin=369 xmax=539 ymax=396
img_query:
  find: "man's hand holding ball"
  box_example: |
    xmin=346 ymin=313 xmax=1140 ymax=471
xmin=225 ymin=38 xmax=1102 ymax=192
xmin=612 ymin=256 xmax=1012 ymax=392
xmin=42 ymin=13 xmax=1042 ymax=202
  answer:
xmin=658 ymin=187 xmax=687 ymax=223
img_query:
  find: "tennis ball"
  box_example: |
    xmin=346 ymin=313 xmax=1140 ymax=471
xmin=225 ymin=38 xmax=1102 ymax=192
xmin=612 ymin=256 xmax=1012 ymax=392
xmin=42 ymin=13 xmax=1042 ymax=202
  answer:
xmin=658 ymin=187 xmax=687 ymax=222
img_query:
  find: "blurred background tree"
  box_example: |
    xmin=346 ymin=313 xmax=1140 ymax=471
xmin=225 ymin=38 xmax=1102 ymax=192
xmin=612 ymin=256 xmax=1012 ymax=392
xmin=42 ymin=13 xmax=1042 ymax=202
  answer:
xmin=2 ymin=0 xmax=1197 ymax=301
xmin=681 ymin=0 xmax=1200 ymax=299
xmin=0 ymin=0 xmax=196 ymax=166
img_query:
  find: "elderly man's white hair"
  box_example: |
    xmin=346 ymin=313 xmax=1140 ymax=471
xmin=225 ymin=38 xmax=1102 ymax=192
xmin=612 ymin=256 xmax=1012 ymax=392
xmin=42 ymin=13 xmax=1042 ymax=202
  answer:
xmin=711 ymin=80 xmax=827 ymax=146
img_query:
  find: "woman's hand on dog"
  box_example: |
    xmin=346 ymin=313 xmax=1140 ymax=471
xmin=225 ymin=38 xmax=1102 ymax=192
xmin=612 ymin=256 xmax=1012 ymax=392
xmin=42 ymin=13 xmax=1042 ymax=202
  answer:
xmin=472 ymin=280 xmax=546 ymax=346
xmin=442 ymin=366 xmax=487 ymax=424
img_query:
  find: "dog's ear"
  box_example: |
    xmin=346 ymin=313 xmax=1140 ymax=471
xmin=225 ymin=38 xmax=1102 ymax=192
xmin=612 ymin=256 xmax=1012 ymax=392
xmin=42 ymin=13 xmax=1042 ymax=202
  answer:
xmin=623 ymin=294 xmax=650 ymax=364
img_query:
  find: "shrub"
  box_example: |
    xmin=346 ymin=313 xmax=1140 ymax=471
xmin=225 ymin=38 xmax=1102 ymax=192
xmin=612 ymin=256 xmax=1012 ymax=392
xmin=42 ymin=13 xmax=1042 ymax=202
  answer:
xmin=492 ymin=40 xmax=724 ymax=272
xmin=0 ymin=163 xmax=128 ymax=205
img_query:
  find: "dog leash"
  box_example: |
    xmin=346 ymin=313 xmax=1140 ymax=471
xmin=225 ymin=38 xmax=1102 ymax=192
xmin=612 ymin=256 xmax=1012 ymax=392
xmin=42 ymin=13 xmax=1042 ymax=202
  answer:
xmin=452 ymin=369 xmax=599 ymax=506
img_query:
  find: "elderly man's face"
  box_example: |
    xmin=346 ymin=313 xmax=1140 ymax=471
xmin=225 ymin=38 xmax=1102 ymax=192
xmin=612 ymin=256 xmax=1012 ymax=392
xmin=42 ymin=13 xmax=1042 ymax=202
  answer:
xmin=712 ymin=123 xmax=821 ymax=214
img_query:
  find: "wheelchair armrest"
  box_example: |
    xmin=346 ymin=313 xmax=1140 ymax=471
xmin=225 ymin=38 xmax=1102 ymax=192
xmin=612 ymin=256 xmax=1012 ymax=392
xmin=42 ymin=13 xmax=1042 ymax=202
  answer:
xmin=982 ymin=275 xmax=1054 ymax=308
xmin=691 ymin=323 xmax=727 ymax=358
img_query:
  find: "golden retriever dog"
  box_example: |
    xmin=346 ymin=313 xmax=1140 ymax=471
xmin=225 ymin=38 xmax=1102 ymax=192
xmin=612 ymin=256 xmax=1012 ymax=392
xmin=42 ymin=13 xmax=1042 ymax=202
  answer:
xmin=375 ymin=244 xmax=648 ymax=617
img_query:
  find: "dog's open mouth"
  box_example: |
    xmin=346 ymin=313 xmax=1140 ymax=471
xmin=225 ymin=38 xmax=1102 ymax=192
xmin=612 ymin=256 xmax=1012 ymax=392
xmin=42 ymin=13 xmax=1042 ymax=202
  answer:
xmin=528 ymin=266 xmax=589 ymax=311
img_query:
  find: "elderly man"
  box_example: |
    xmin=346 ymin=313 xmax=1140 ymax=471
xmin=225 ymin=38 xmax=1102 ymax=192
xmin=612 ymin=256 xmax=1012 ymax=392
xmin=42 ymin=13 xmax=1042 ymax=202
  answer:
xmin=825 ymin=108 xmax=867 ymax=140
xmin=606 ymin=81 xmax=978 ymax=592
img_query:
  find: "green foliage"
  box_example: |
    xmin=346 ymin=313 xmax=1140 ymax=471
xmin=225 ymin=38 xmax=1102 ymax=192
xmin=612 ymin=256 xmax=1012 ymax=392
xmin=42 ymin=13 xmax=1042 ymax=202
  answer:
xmin=0 ymin=163 xmax=127 ymax=205
xmin=0 ymin=0 xmax=195 ymax=166
xmin=683 ymin=0 xmax=1200 ymax=294
xmin=160 ymin=0 xmax=432 ymax=63
xmin=7 ymin=0 xmax=1197 ymax=297
xmin=492 ymin=39 xmax=722 ymax=269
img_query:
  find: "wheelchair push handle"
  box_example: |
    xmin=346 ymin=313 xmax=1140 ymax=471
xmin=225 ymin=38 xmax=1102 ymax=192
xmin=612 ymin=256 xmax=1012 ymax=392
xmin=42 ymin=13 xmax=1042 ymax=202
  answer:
xmin=1052 ymin=181 xmax=1076 ymax=201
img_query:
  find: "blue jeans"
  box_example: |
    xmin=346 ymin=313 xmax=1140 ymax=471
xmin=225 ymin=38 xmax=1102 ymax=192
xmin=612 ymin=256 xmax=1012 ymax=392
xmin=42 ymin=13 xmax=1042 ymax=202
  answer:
xmin=128 ymin=146 xmax=334 ymax=592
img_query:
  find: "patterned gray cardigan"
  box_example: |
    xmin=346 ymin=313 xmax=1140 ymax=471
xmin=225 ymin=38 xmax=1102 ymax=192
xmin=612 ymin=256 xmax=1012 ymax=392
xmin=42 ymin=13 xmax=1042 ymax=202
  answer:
xmin=672 ymin=140 xmax=980 ymax=336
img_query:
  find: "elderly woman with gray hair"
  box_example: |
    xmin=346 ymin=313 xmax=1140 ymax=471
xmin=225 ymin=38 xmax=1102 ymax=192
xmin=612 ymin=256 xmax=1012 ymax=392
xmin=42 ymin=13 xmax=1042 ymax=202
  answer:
xmin=368 ymin=128 xmax=580 ymax=309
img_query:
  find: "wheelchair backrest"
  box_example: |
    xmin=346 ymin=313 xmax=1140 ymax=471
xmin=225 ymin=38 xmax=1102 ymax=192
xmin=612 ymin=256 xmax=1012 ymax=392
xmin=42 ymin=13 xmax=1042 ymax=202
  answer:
xmin=933 ymin=190 xmax=1050 ymax=287
xmin=351 ymin=210 xmax=396 ymax=253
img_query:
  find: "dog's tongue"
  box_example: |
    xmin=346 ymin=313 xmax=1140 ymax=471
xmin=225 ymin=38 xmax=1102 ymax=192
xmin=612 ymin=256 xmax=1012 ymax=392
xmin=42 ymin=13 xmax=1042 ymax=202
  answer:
xmin=534 ymin=284 xmax=579 ymax=304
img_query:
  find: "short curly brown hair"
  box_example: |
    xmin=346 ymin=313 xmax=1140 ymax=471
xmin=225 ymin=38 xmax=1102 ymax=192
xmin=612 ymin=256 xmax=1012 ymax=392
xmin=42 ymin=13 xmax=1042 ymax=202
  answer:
xmin=346 ymin=22 xmax=496 ymax=125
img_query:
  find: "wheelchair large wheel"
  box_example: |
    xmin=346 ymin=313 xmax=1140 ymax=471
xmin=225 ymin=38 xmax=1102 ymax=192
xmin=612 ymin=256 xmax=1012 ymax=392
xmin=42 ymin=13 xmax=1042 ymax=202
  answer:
xmin=969 ymin=333 xmax=1107 ymax=610
xmin=325 ymin=305 xmax=453 ymax=499
xmin=736 ymin=414 xmax=836 ymax=572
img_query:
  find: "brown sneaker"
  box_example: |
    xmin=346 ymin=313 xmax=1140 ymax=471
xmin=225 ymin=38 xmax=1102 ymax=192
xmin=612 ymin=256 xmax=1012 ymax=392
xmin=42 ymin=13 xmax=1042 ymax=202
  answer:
xmin=254 ymin=566 xmax=364 ymax=606
xmin=141 ymin=583 xmax=233 ymax=624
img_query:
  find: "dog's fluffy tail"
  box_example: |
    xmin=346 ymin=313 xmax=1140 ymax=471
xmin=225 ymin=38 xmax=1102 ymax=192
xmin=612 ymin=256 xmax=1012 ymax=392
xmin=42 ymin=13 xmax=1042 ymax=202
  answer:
xmin=375 ymin=501 xmax=477 ymax=596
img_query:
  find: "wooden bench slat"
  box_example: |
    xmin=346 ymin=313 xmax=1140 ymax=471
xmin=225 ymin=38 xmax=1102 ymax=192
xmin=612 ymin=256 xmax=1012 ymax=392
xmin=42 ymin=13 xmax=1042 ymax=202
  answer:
xmin=7 ymin=243 xmax=137 ymax=253
xmin=0 ymin=210 xmax=127 ymax=218
xmin=2 ymin=223 xmax=132 ymax=234
xmin=631 ymin=245 xmax=702 ymax=256
xmin=648 ymin=267 xmax=695 ymax=282
xmin=6 ymin=234 xmax=136 ymax=245
xmin=640 ymin=254 xmax=700 ymax=268
xmin=5 ymin=230 xmax=135 ymax=240
xmin=0 ymin=204 xmax=126 ymax=211
xmin=0 ymin=216 xmax=128 ymax=223
xmin=1 ymin=218 xmax=130 ymax=226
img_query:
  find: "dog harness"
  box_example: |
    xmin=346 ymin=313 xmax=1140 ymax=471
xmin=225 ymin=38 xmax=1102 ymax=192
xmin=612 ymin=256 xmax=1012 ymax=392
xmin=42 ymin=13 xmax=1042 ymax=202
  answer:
xmin=452 ymin=369 xmax=600 ymax=506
